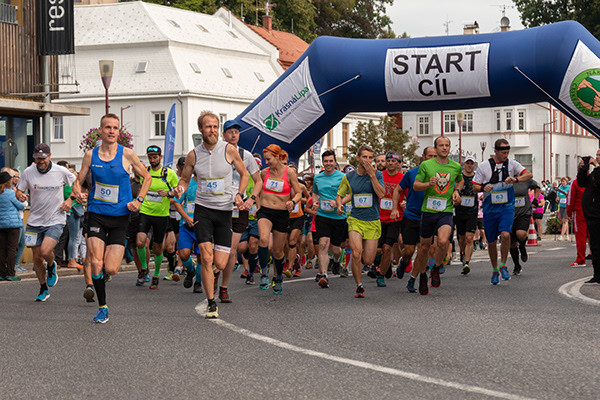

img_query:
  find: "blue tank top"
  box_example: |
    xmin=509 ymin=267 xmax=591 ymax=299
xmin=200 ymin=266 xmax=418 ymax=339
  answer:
xmin=88 ymin=145 xmax=132 ymax=216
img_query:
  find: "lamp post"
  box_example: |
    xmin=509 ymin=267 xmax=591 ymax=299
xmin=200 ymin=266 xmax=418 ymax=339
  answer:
xmin=542 ymin=119 xmax=557 ymax=182
xmin=456 ymin=110 xmax=465 ymax=164
xmin=120 ymin=105 xmax=132 ymax=129
xmin=480 ymin=141 xmax=487 ymax=162
xmin=99 ymin=60 xmax=114 ymax=115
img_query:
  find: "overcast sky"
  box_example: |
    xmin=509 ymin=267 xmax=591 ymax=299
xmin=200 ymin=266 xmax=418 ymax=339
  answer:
xmin=389 ymin=0 xmax=525 ymax=38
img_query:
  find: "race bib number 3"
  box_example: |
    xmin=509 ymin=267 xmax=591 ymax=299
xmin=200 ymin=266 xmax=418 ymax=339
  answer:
xmin=94 ymin=182 xmax=119 ymax=203
xmin=491 ymin=191 xmax=508 ymax=204
xmin=24 ymin=232 xmax=38 ymax=247
xmin=461 ymin=196 xmax=475 ymax=207
xmin=515 ymin=196 xmax=526 ymax=207
xmin=426 ymin=197 xmax=447 ymax=211
xmin=320 ymin=200 xmax=335 ymax=211
xmin=354 ymin=193 xmax=373 ymax=208
xmin=265 ymin=178 xmax=284 ymax=193
xmin=380 ymin=198 xmax=393 ymax=210
xmin=200 ymin=178 xmax=225 ymax=195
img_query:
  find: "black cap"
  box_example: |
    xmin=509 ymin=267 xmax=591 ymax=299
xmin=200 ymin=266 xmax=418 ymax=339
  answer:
xmin=0 ymin=171 xmax=11 ymax=184
xmin=177 ymin=156 xmax=186 ymax=169
xmin=33 ymin=143 xmax=51 ymax=159
xmin=146 ymin=145 xmax=162 ymax=155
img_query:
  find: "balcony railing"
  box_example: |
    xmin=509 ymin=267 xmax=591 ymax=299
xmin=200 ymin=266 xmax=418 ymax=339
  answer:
xmin=0 ymin=3 xmax=17 ymax=25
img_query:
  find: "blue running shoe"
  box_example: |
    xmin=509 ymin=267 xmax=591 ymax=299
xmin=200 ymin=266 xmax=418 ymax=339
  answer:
xmin=491 ymin=271 xmax=500 ymax=285
xmin=35 ymin=289 xmax=50 ymax=302
xmin=259 ymin=276 xmax=269 ymax=290
xmin=47 ymin=261 xmax=58 ymax=287
xmin=93 ymin=307 xmax=109 ymax=324
xmin=406 ymin=276 xmax=416 ymax=293
xmin=376 ymin=274 xmax=386 ymax=287
xmin=273 ymin=278 xmax=283 ymax=295
xmin=439 ymin=265 xmax=446 ymax=274
xmin=500 ymin=266 xmax=511 ymax=281
xmin=145 ymin=273 xmax=150 ymax=283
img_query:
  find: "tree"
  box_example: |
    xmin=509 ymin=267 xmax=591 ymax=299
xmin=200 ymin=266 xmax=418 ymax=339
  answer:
xmin=346 ymin=115 xmax=418 ymax=166
xmin=314 ymin=0 xmax=396 ymax=39
xmin=513 ymin=0 xmax=600 ymax=39
xmin=272 ymin=0 xmax=318 ymax=43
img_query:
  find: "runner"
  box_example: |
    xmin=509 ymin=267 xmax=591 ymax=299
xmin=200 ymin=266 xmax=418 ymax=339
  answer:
xmin=412 ymin=136 xmax=463 ymax=295
xmin=391 ymin=146 xmax=437 ymax=292
xmin=336 ymin=145 xmax=385 ymax=298
xmin=285 ymin=162 xmax=310 ymax=278
xmin=75 ymin=114 xmax=151 ymax=323
xmin=312 ymin=149 xmax=347 ymax=288
xmin=375 ymin=154 xmax=386 ymax=171
xmin=472 ymin=138 xmax=532 ymax=285
xmin=454 ymin=155 xmax=479 ymax=275
xmin=135 ymin=145 xmax=179 ymax=290
xmin=174 ymin=111 xmax=249 ymax=319
xmin=218 ymin=120 xmax=262 ymax=302
xmin=255 ymin=145 xmax=302 ymax=294
xmin=509 ymin=178 xmax=539 ymax=275
xmin=15 ymin=143 xmax=76 ymax=302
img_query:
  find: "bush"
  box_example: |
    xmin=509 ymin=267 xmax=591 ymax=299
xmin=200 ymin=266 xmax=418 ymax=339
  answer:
xmin=79 ymin=127 xmax=133 ymax=153
xmin=545 ymin=212 xmax=572 ymax=234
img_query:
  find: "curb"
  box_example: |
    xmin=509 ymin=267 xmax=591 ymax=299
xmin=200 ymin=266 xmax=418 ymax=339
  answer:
xmin=558 ymin=277 xmax=600 ymax=306
xmin=13 ymin=262 xmax=142 ymax=281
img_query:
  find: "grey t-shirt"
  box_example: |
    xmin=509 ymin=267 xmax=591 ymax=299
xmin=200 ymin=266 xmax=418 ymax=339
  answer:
xmin=232 ymin=147 xmax=259 ymax=193
xmin=513 ymin=179 xmax=538 ymax=219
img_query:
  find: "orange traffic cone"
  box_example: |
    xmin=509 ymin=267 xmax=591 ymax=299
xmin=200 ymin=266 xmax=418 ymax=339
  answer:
xmin=527 ymin=216 xmax=539 ymax=246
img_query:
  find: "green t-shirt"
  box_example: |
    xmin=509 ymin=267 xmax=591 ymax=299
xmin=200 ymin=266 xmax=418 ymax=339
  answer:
xmin=247 ymin=176 xmax=258 ymax=221
xmin=140 ymin=167 xmax=179 ymax=217
xmin=415 ymin=158 xmax=463 ymax=213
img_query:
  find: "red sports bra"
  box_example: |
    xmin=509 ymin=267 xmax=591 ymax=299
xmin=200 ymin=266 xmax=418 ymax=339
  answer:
xmin=263 ymin=166 xmax=291 ymax=196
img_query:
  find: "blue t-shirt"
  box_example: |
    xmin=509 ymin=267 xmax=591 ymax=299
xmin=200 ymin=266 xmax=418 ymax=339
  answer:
xmin=400 ymin=166 xmax=424 ymax=221
xmin=558 ymin=184 xmax=570 ymax=207
xmin=313 ymin=169 xmax=346 ymax=220
xmin=337 ymin=170 xmax=384 ymax=222
xmin=175 ymin=179 xmax=198 ymax=225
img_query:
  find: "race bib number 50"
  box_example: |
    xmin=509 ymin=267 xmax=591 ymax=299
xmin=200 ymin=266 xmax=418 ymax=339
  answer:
xmin=94 ymin=182 xmax=119 ymax=203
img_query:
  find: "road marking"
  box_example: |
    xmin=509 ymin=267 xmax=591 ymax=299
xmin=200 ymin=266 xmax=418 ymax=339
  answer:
xmin=195 ymin=299 xmax=536 ymax=400
xmin=558 ymin=277 xmax=600 ymax=306
xmin=546 ymin=247 xmax=565 ymax=251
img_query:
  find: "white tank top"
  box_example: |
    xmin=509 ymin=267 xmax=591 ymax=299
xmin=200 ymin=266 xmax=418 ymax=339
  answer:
xmin=194 ymin=140 xmax=234 ymax=210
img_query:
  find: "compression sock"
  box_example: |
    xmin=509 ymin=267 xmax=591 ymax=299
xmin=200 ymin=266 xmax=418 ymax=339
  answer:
xmin=509 ymin=247 xmax=520 ymax=268
xmin=374 ymin=253 xmax=382 ymax=267
xmin=492 ymin=265 xmax=500 ymax=272
xmin=273 ymin=257 xmax=285 ymax=281
xmin=153 ymin=253 xmax=163 ymax=277
xmin=40 ymin=283 xmax=48 ymax=292
xmin=167 ymin=251 xmax=177 ymax=272
xmin=248 ymin=252 xmax=258 ymax=276
xmin=137 ymin=247 xmax=148 ymax=270
xmin=258 ymin=246 xmax=269 ymax=276
xmin=182 ymin=257 xmax=195 ymax=274
xmin=92 ymin=272 xmax=107 ymax=306
xmin=195 ymin=261 xmax=202 ymax=282
xmin=428 ymin=258 xmax=435 ymax=269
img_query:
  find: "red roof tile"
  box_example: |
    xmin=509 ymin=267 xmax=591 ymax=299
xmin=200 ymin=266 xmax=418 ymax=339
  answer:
xmin=247 ymin=24 xmax=308 ymax=70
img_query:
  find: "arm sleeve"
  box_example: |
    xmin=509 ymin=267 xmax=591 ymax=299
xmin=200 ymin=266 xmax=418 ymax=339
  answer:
xmin=337 ymin=175 xmax=350 ymax=197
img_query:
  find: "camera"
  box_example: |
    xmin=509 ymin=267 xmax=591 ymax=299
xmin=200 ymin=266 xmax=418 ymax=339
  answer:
xmin=583 ymin=156 xmax=591 ymax=164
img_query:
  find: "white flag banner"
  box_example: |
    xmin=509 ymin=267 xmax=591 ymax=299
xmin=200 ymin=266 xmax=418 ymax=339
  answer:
xmin=385 ymin=43 xmax=491 ymax=102
xmin=558 ymin=41 xmax=600 ymax=130
xmin=242 ymin=57 xmax=325 ymax=144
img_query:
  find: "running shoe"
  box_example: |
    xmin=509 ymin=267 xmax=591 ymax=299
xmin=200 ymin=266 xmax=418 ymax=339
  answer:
xmin=240 ymin=269 xmax=249 ymax=278
xmin=461 ymin=264 xmax=470 ymax=275
xmin=5 ymin=276 xmax=21 ymax=281
xmin=150 ymin=276 xmax=159 ymax=290
xmin=513 ymin=265 xmax=522 ymax=276
xmin=35 ymin=289 xmax=50 ymax=302
xmin=315 ymin=273 xmax=322 ymax=283
xmin=439 ymin=265 xmax=446 ymax=275
xmin=145 ymin=273 xmax=150 ymax=283
xmin=491 ymin=271 xmax=500 ymax=285
xmin=273 ymin=278 xmax=283 ymax=295
xmin=93 ymin=307 xmax=109 ymax=324
xmin=418 ymin=273 xmax=429 ymax=295
xmin=306 ymin=259 xmax=313 ymax=269
xmin=362 ymin=264 xmax=370 ymax=273
xmin=193 ymin=281 xmax=203 ymax=293
xmin=406 ymin=276 xmax=416 ymax=293
xmin=583 ymin=277 xmax=600 ymax=285
xmin=136 ymin=270 xmax=146 ymax=286
xmin=331 ymin=261 xmax=341 ymax=275
xmin=340 ymin=268 xmax=349 ymax=278
xmin=430 ymin=266 xmax=441 ymax=288
xmin=259 ymin=276 xmax=269 ymax=290
xmin=245 ymin=275 xmax=255 ymax=285
xmin=15 ymin=265 xmax=27 ymax=273
xmin=385 ymin=266 xmax=393 ymax=279
xmin=586 ymin=254 xmax=592 ymax=260
xmin=83 ymin=286 xmax=95 ymax=303
xmin=0 ymin=276 xmax=5 ymax=281
xmin=219 ymin=287 xmax=232 ymax=303
xmin=397 ymin=260 xmax=407 ymax=279
xmin=172 ymin=267 xmax=183 ymax=282
xmin=163 ymin=271 xmax=174 ymax=281
xmin=46 ymin=261 xmax=58 ymax=287
xmin=205 ymin=301 xmax=219 ymax=318
xmin=376 ymin=274 xmax=386 ymax=287
xmin=569 ymin=262 xmax=586 ymax=268
xmin=283 ymin=267 xmax=292 ymax=279
xmin=500 ymin=266 xmax=510 ymax=281
xmin=183 ymin=271 xmax=194 ymax=288
xmin=519 ymin=242 xmax=528 ymax=262
xmin=293 ymin=268 xmax=302 ymax=277
xmin=367 ymin=266 xmax=377 ymax=279
xmin=318 ymin=276 xmax=329 ymax=288
xmin=233 ymin=262 xmax=241 ymax=272
xmin=405 ymin=260 xmax=413 ymax=273
xmin=354 ymin=285 xmax=365 ymax=298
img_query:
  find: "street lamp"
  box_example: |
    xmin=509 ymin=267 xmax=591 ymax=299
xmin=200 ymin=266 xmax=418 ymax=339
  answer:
xmin=456 ymin=110 xmax=465 ymax=164
xmin=120 ymin=105 xmax=132 ymax=129
xmin=543 ymin=119 xmax=557 ymax=181
xmin=99 ymin=60 xmax=114 ymax=115
xmin=480 ymin=141 xmax=487 ymax=162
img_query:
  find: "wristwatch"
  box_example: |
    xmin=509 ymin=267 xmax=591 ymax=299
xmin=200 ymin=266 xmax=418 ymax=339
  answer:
xmin=135 ymin=196 xmax=144 ymax=203
xmin=237 ymin=193 xmax=244 ymax=199
xmin=69 ymin=195 xmax=76 ymax=201
xmin=250 ymin=194 xmax=256 ymax=200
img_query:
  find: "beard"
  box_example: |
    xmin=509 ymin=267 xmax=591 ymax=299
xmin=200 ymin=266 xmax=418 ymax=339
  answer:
xmin=203 ymin=133 xmax=218 ymax=146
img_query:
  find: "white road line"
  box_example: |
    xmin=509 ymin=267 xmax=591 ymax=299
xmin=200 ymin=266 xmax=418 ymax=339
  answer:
xmin=558 ymin=277 xmax=600 ymax=306
xmin=195 ymin=299 xmax=536 ymax=400
xmin=546 ymin=247 xmax=566 ymax=251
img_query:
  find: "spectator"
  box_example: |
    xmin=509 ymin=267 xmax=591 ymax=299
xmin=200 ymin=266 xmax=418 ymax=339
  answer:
xmin=557 ymin=177 xmax=571 ymax=240
xmin=567 ymin=175 xmax=588 ymax=267
xmin=546 ymin=181 xmax=558 ymax=213
xmin=530 ymin=186 xmax=544 ymax=240
xmin=577 ymin=150 xmax=600 ymax=284
xmin=2 ymin=167 xmax=26 ymax=273
xmin=0 ymin=171 xmax=25 ymax=281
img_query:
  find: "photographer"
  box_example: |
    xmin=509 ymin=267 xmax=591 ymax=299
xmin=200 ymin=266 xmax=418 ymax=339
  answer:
xmin=577 ymin=150 xmax=600 ymax=285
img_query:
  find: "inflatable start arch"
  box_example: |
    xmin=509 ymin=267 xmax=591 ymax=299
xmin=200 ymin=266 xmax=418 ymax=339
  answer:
xmin=236 ymin=21 xmax=600 ymax=160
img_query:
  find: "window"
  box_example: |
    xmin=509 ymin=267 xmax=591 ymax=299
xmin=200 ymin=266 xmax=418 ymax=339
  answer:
xmin=153 ymin=112 xmax=166 ymax=137
xmin=555 ymin=154 xmax=560 ymax=178
xmin=463 ymin=112 xmax=473 ymax=133
xmin=495 ymin=110 xmax=501 ymax=131
xmin=53 ymin=117 xmax=64 ymax=141
xmin=226 ymin=30 xmax=238 ymax=38
xmin=342 ymin=123 xmax=349 ymax=157
xmin=219 ymin=114 xmax=227 ymax=130
xmin=565 ymin=117 xmax=571 ymax=134
xmin=515 ymin=154 xmax=532 ymax=173
xmin=254 ymin=72 xmax=265 ymax=82
xmin=167 ymin=19 xmax=180 ymax=28
xmin=417 ymin=115 xmax=430 ymax=135
xmin=196 ymin=24 xmax=208 ymax=32
xmin=0 ymin=2 xmax=18 ymax=24
xmin=190 ymin=63 xmax=201 ymax=73
xmin=326 ymin=130 xmax=332 ymax=148
xmin=517 ymin=110 xmax=526 ymax=131
xmin=566 ymin=154 xmax=570 ymax=177
xmin=505 ymin=110 xmax=512 ymax=131
xmin=222 ymin=67 xmax=232 ymax=78
xmin=444 ymin=114 xmax=456 ymax=133
xmin=136 ymin=61 xmax=148 ymax=73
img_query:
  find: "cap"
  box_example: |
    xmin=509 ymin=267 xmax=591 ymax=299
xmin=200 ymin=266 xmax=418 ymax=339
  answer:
xmin=464 ymin=155 xmax=477 ymax=163
xmin=223 ymin=120 xmax=242 ymax=132
xmin=146 ymin=145 xmax=162 ymax=155
xmin=343 ymin=165 xmax=355 ymax=173
xmin=385 ymin=151 xmax=401 ymax=162
xmin=33 ymin=143 xmax=51 ymax=159
xmin=177 ymin=156 xmax=186 ymax=169
xmin=0 ymin=171 xmax=11 ymax=185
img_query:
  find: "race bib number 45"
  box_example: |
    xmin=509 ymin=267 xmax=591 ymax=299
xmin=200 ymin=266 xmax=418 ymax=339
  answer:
xmin=200 ymin=178 xmax=225 ymax=195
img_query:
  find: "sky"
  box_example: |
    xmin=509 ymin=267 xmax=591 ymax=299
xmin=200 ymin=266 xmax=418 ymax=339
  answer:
xmin=389 ymin=0 xmax=525 ymax=38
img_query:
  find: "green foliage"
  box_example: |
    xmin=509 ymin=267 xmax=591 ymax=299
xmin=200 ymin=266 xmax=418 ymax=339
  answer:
xmin=513 ymin=0 xmax=600 ymax=39
xmin=346 ymin=115 xmax=418 ymax=166
xmin=544 ymin=213 xmax=561 ymax=234
xmin=271 ymin=0 xmax=317 ymax=42
xmin=314 ymin=0 xmax=395 ymax=39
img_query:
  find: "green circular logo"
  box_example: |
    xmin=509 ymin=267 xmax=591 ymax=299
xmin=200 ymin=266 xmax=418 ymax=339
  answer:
xmin=570 ymin=68 xmax=600 ymax=118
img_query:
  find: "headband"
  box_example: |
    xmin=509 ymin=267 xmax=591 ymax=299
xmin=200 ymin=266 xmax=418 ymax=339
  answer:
xmin=495 ymin=145 xmax=511 ymax=151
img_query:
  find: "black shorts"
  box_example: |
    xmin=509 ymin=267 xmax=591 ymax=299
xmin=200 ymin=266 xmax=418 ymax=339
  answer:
xmin=420 ymin=212 xmax=453 ymax=239
xmin=378 ymin=220 xmax=401 ymax=247
xmin=288 ymin=216 xmax=304 ymax=233
xmin=532 ymin=212 xmax=543 ymax=220
xmin=232 ymin=210 xmax=249 ymax=234
xmin=511 ymin=214 xmax=531 ymax=242
xmin=194 ymin=204 xmax=233 ymax=250
xmin=477 ymin=218 xmax=484 ymax=230
xmin=86 ymin=212 xmax=129 ymax=247
xmin=167 ymin=217 xmax=180 ymax=235
xmin=401 ymin=217 xmax=420 ymax=246
xmin=315 ymin=215 xmax=348 ymax=247
xmin=257 ymin=206 xmax=289 ymax=233
xmin=454 ymin=213 xmax=477 ymax=236
xmin=138 ymin=214 xmax=169 ymax=244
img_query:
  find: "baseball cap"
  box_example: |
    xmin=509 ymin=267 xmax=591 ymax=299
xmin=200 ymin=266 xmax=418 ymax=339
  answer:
xmin=0 ymin=171 xmax=11 ymax=184
xmin=464 ymin=155 xmax=477 ymax=163
xmin=146 ymin=145 xmax=162 ymax=155
xmin=343 ymin=165 xmax=355 ymax=173
xmin=33 ymin=143 xmax=51 ymax=159
xmin=177 ymin=156 xmax=186 ymax=169
xmin=223 ymin=120 xmax=241 ymax=132
xmin=385 ymin=151 xmax=401 ymax=162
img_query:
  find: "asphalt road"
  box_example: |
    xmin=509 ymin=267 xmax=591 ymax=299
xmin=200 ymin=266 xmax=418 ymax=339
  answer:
xmin=1 ymin=238 xmax=599 ymax=400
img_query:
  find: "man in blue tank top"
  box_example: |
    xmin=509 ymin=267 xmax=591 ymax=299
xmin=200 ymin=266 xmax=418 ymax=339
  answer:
xmin=74 ymin=114 xmax=151 ymax=324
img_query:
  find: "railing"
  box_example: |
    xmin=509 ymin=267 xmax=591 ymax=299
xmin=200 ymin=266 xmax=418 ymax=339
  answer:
xmin=0 ymin=3 xmax=17 ymax=25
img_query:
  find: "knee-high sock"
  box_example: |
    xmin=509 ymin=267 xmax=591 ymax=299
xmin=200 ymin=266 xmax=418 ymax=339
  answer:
xmin=153 ymin=253 xmax=163 ymax=277
xmin=248 ymin=252 xmax=258 ymax=276
xmin=92 ymin=272 xmax=106 ymax=307
xmin=258 ymin=246 xmax=269 ymax=276
xmin=509 ymin=247 xmax=520 ymax=268
xmin=167 ymin=251 xmax=177 ymax=272
xmin=273 ymin=257 xmax=285 ymax=280
xmin=182 ymin=257 xmax=194 ymax=273
xmin=137 ymin=247 xmax=148 ymax=270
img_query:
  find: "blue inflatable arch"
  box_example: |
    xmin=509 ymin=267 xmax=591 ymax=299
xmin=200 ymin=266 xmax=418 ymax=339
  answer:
xmin=236 ymin=21 xmax=600 ymax=160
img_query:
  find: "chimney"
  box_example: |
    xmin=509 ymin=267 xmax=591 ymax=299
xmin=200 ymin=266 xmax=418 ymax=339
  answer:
xmin=262 ymin=15 xmax=272 ymax=32
xmin=463 ymin=21 xmax=479 ymax=35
